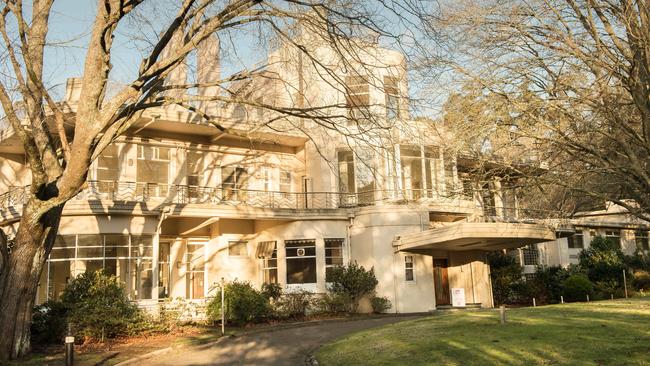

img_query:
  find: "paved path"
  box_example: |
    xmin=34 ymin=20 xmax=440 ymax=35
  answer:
xmin=139 ymin=315 xmax=423 ymax=366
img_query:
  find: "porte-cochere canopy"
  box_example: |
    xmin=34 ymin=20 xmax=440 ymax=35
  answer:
xmin=394 ymin=222 xmax=556 ymax=253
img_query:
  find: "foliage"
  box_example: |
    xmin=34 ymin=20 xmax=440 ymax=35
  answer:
xmin=370 ymin=296 xmax=392 ymax=314
xmin=328 ymin=263 xmax=379 ymax=312
xmin=312 ymin=292 xmax=349 ymax=315
xmin=274 ymin=289 xmax=313 ymax=319
xmin=206 ymin=280 xmax=270 ymax=326
xmin=487 ymin=251 xmax=522 ymax=305
xmin=61 ymin=271 xmax=141 ymax=341
xmin=562 ymin=274 xmax=594 ymax=302
xmin=30 ymin=300 xmax=69 ymax=345
xmin=261 ymin=283 xmax=283 ymax=301
xmin=632 ymin=271 xmax=650 ymax=291
xmin=579 ymin=236 xmax=626 ymax=286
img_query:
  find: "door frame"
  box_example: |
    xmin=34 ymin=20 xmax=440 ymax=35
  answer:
xmin=433 ymin=258 xmax=450 ymax=306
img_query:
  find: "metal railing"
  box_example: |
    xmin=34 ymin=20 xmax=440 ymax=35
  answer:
xmin=0 ymin=182 xmax=480 ymax=212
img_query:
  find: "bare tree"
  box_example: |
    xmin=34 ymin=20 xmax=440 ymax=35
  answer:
xmin=0 ymin=0 xmax=426 ymax=359
xmin=431 ymin=0 xmax=650 ymax=221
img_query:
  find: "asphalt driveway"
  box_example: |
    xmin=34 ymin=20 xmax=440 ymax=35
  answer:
xmin=138 ymin=315 xmax=423 ymax=366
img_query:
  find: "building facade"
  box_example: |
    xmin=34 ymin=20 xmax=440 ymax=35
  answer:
xmin=0 ymin=31 xmax=555 ymax=313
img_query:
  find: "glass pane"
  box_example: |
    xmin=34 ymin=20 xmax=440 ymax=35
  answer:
xmin=131 ymin=246 xmax=153 ymax=258
xmin=48 ymin=261 xmax=73 ymax=300
xmin=77 ymin=259 xmax=104 ymax=274
xmin=131 ymin=260 xmax=153 ymax=300
xmin=77 ymin=247 xmax=104 ymax=258
xmin=77 ymin=235 xmax=102 ymax=247
xmin=286 ymin=257 xmax=317 ymax=284
xmin=105 ymin=246 xmax=129 ymax=257
xmin=50 ymin=247 xmax=75 ymax=259
xmin=105 ymin=258 xmax=129 ymax=284
xmin=105 ymin=234 xmax=129 ymax=247
xmin=54 ymin=235 xmax=75 ymax=248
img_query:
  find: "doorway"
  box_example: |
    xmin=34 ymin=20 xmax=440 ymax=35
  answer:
xmin=433 ymin=258 xmax=450 ymax=305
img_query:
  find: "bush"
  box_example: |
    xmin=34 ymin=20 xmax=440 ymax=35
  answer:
xmin=261 ymin=282 xmax=283 ymax=301
xmin=328 ymin=263 xmax=378 ymax=312
xmin=274 ymin=289 xmax=312 ymax=318
xmin=562 ymin=274 xmax=594 ymax=302
xmin=31 ymin=300 xmax=69 ymax=345
xmin=370 ymin=296 xmax=392 ymax=314
xmin=579 ymin=236 xmax=626 ymax=286
xmin=206 ymin=280 xmax=270 ymax=326
xmin=312 ymin=292 xmax=349 ymax=315
xmin=62 ymin=270 xmax=141 ymax=342
xmin=487 ymin=251 xmax=522 ymax=305
xmin=632 ymin=270 xmax=650 ymax=291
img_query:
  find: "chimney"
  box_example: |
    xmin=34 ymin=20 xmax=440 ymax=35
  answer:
xmin=197 ymin=34 xmax=220 ymax=114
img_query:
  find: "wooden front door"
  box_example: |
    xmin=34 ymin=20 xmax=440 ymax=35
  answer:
xmin=433 ymin=258 xmax=450 ymax=305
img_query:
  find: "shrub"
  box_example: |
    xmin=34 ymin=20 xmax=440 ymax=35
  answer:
xmin=487 ymin=251 xmax=522 ymax=305
xmin=328 ymin=263 xmax=378 ymax=312
xmin=31 ymin=300 xmax=69 ymax=345
xmin=261 ymin=282 xmax=283 ymax=301
xmin=562 ymin=274 xmax=594 ymax=302
xmin=62 ymin=270 xmax=141 ymax=342
xmin=206 ymin=280 xmax=270 ymax=326
xmin=370 ymin=296 xmax=391 ymax=314
xmin=312 ymin=292 xmax=349 ymax=315
xmin=579 ymin=236 xmax=626 ymax=285
xmin=632 ymin=270 xmax=650 ymax=291
xmin=274 ymin=289 xmax=312 ymax=318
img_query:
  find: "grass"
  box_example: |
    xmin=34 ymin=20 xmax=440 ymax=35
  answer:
xmin=316 ymin=297 xmax=650 ymax=366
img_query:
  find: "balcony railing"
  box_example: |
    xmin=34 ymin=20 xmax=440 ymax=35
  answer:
xmin=0 ymin=181 xmax=480 ymax=212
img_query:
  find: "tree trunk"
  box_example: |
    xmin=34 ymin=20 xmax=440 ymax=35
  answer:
xmin=0 ymin=199 xmax=63 ymax=360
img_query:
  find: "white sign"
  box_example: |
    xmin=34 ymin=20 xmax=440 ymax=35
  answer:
xmin=451 ymin=288 xmax=466 ymax=307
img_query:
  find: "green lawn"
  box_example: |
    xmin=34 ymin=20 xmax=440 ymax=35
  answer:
xmin=316 ymin=297 xmax=650 ymax=366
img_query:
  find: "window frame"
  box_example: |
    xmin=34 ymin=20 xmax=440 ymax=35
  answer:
xmin=404 ymin=255 xmax=415 ymax=282
xmin=635 ymin=229 xmax=649 ymax=251
xmin=604 ymin=229 xmax=621 ymax=248
xmin=568 ymin=232 xmax=584 ymax=249
xmin=324 ymin=238 xmax=345 ymax=282
xmin=285 ymin=239 xmax=317 ymax=285
xmin=260 ymin=241 xmax=278 ymax=284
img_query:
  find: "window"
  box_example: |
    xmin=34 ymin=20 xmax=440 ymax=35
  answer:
xmin=45 ymin=234 xmax=153 ymax=301
xmin=400 ymin=145 xmax=423 ymax=198
xmin=384 ymin=76 xmax=399 ymax=120
xmin=568 ymin=232 xmax=584 ymax=249
xmin=522 ymin=245 xmax=539 ymax=266
xmin=325 ymin=238 xmax=344 ymax=282
xmin=404 ymin=256 xmax=415 ymax=281
xmin=443 ymin=156 xmax=456 ymax=195
xmin=221 ymin=166 xmax=248 ymax=200
xmin=345 ymin=75 xmax=370 ymax=122
xmin=137 ymin=145 xmax=170 ymax=197
xmin=228 ymin=240 xmax=248 ymax=257
xmin=338 ymin=151 xmax=355 ymax=193
xmin=158 ymin=241 xmax=171 ymax=298
xmin=285 ymin=239 xmax=317 ymax=284
xmin=185 ymin=241 xmax=205 ymax=299
xmin=635 ymin=230 xmax=649 ymax=251
xmin=260 ymin=241 xmax=278 ymax=284
xmin=261 ymin=167 xmax=273 ymax=191
xmin=97 ymin=145 xmax=119 ymax=193
xmin=186 ymin=151 xmax=204 ymax=186
xmin=604 ymin=230 xmax=621 ymax=248
xmin=279 ymin=170 xmax=292 ymax=194
xmin=424 ymin=147 xmax=440 ymax=197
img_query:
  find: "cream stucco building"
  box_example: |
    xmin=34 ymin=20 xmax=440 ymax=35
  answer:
xmin=0 ymin=30 xmax=555 ymax=313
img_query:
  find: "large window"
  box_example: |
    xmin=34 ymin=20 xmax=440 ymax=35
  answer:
xmin=338 ymin=151 xmax=355 ymax=193
xmin=424 ymin=147 xmax=440 ymax=197
xmin=158 ymin=241 xmax=171 ymax=299
xmin=443 ymin=156 xmax=456 ymax=195
xmin=635 ymin=230 xmax=649 ymax=251
xmin=604 ymin=230 xmax=621 ymax=248
xmin=137 ymin=145 xmax=170 ymax=197
xmin=45 ymin=234 xmax=153 ymax=301
xmin=285 ymin=239 xmax=317 ymax=284
xmin=221 ymin=166 xmax=248 ymax=200
xmin=96 ymin=145 xmax=120 ymax=193
xmin=186 ymin=150 xmax=204 ymax=186
xmin=279 ymin=170 xmax=292 ymax=194
xmin=185 ymin=241 xmax=205 ymax=299
xmin=345 ymin=75 xmax=370 ymax=122
xmin=260 ymin=241 xmax=278 ymax=284
xmin=384 ymin=76 xmax=399 ymax=120
xmin=325 ymin=238 xmax=344 ymax=282
xmin=568 ymin=232 xmax=584 ymax=249
xmin=400 ymin=145 xmax=423 ymax=198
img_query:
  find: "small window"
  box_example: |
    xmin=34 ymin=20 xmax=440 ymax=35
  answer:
xmin=635 ymin=230 xmax=649 ymax=251
xmin=405 ymin=256 xmax=415 ymax=282
xmin=384 ymin=76 xmax=399 ymax=120
xmin=280 ymin=170 xmax=292 ymax=194
xmin=261 ymin=241 xmax=278 ymax=284
xmin=228 ymin=240 xmax=248 ymax=257
xmin=345 ymin=75 xmax=370 ymax=122
xmin=261 ymin=167 xmax=273 ymax=192
xmin=568 ymin=232 xmax=584 ymax=249
xmin=604 ymin=230 xmax=621 ymax=248
xmin=325 ymin=238 xmax=344 ymax=282
xmin=522 ymin=244 xmax=539 ymax=265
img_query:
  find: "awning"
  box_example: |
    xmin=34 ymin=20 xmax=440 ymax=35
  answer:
xmin=394 ymin=222 xmax=556 ymax=253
